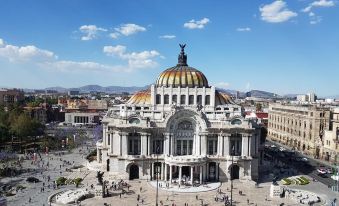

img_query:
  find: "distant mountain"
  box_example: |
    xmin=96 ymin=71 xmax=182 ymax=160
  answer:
xmin=45 ymin=86 xmax=68 ymax=93
xmin=43 ymin=84 xmax=147 ymax=94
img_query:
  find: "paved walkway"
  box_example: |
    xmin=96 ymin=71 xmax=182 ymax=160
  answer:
xmin=81 ymin=179 xmax=298 ymax=206
xmin=148 ymin=181 xmax=221 ymax=193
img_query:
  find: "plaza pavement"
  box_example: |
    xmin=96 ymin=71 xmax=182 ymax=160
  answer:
xmin=2 ymin=143 xmax=338 ymax=206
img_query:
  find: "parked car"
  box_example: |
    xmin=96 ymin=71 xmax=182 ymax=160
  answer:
xmin=317 ymin=168 xmax=327 ymax=175
xmin=326 ymin=168 xmax=333 ymax=174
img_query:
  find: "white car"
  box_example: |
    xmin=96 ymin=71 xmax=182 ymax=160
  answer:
xmin=317 ymin=168 xmax=327 ymax=174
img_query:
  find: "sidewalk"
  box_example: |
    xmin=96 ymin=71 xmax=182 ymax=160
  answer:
xmin=267 ymin=139 xmax=336 ymax=168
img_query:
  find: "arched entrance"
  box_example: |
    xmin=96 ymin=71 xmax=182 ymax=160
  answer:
xmin=106 ymin=159 xmax=110 ymax=172
xmin=230 ymin=165 xmax=239 ymax=180
xmin=129 ymin=164 xmax=139 ymax=180
xmin=208 ymin=162 xmax=216 ymax=181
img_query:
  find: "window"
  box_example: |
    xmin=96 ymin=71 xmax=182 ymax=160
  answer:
xmin=180 ymin=95 xmax=186 ymax=104
xmin=197 ymin=95 xmax=202 ymax=105
xmin=172 ymin=95 xmax=177 ymax=104
xmin=156 ymin=94 xmax=161 ymax=104
xmin=189 ymin=95 xmax=194 ymax=105
xmin=205 ymin=95 xmax=210 ymax=105
xmin=164 ymin=94 xmax=169 ymax=104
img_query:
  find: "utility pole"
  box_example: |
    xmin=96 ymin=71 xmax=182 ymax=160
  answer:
xmin=156 ymin=146 xmax=160 ymax=206
xmin=231 ymin=145 xmax=235 ymax=206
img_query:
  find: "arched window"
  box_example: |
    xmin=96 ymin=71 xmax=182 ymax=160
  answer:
xmin=205 ymin=95 xmax=210 ymax=105
xmin=189 ymin=95 xmax=194 ymax=105
xmin=156 ymin=94 xmax=161 ymax=104
xmin=180 ymin=95 xmax=186 ymax=104
xmin=164 ymin=94 xmax=169 ymax=104
xmin=197 ymin=95 xmax=202 ymax=105
xmin=172 ymin=95 xmax=177 ymax=104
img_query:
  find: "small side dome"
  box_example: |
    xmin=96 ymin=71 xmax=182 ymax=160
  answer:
xmin=127 ymin=89 xmax=151 ymax=104
xmin=215 ymin=90 xmax=236 ymax=105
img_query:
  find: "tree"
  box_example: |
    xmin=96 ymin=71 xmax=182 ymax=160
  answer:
xmin=256 ymin=103 xmax=262 ymax=112
xmin=10 ymin=114 xmax=44 ymax=153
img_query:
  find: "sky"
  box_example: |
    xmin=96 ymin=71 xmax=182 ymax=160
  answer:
xmin=0 ymin=0 xmax=338 ymax=96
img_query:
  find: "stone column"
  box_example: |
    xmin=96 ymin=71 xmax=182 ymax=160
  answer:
xmin=178 ymin=166 xmax=182 ymax=185
xmin=147 ymin=134 xmax=151 ymax=156
xmin=164 ymin=133 xmax=170 ymax=155
xmin=121 ymin=132 xmax=128 ymax=156
xmin=164 ymin=163 xmax=168 ymax=181
xmin=171 ymin=135 xmax=175 ymax=156
xmin=224 ymin=135 xmax=230 ymax=156
xmin=201 ymin=134 xmax=207 ymax=156
xmin=141 ymin=133 xmax=147 ymax=156
xmin=199 ymin=166 xmax=203 ymax=184
xmin=151 ymin=163 xmax=154 ymax=180
xmin=242 ymin=135 xmax=249 ymax=156
xmin=110 ymin=133 xmax=113 ymax=154
xmin=248 ymin=135 xmax=252 ymax=156
xmin=161 ymin=163 xmax=164 ymax=180
xmin=190 ymin=166 xmax=194 ymax=185
xmin=169 ymin=165 xmax=173 ymax=183
xmin=217 ymin=134 xmax=221 ymax=156
xmin=202 ymin=164 xmax=206 ymax=182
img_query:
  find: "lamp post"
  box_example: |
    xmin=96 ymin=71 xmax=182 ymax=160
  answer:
xmin=230 ymin=145 xmax=235 ymax=206
xmin=156 ymin=146 xmax=160 ymax=206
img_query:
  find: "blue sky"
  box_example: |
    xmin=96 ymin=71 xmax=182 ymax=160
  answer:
xmin=0 ymin=0 xmax=338 ymax=96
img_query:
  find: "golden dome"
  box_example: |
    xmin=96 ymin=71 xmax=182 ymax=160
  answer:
xmin=156 ymin=44 xmax=209 ymax=88
xmin=127 ymin=89 xmax=151 ymax=104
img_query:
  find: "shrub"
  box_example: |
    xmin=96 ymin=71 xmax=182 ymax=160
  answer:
xmin=56 ymin=177 xmax=67 ymax=186
xmin=73 ymin=177 xmax=83 ymax=187
xmin=282 ymin=178 xmax=292 ymax=185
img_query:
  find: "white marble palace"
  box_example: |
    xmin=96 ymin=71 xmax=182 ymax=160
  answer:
xmin=97 ymin=45 xmax=261 ymax=184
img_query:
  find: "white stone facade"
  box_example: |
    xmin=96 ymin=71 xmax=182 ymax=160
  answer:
xmin=97 ymin=48 xmax=261 ymax=184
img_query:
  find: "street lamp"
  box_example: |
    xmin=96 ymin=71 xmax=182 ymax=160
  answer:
xmin=156 ymin=146 xmax=160 ymax=206
xmin=230 ymin=145 xmax=235 ymax=206
xmin=231 ymin=145 xmax=235 ymax=206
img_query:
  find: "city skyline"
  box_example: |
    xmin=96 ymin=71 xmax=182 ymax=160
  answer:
xmin=0 ymin=0 xmax=338 ymax=96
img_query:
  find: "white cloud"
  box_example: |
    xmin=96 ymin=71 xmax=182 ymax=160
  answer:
xmin=109 ymin=32 xmax=120 ymax=39
xmin=79 ymin=25 xmax=107 ymax=41
xmin=41 ymin=61 xmax=123 ymax=73
xmin=0 ymin=41 xmax=56 ymax=62
xmin=309 ymin=12 xmax=315 ymax=16
xmin=237 ymin=27 xmax=251 ymax=32
xmin=159 ymin=35 xmax=176 ymax=39
xmin=302 ymin=0 xmax=335 ymax=12
xmin=114 ymin=24 xmax=146 ymax=36
xmin=103 ymin=45 xmax=160 ymax=69
xmin=184 ymin=18 xmax=210 ymax=29
xmin=216 ymin=82 xmax=230 ymax=88
xmin=0 ymin=38 xmax=143 ymax=73
xmin=259 ymin=1 xmax=298 ymax=23
xmin=310 ymin=16 xmax=322 ymax=24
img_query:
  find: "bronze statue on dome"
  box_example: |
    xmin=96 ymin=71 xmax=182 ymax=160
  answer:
xmin=179 ymin=44 xmax=186 ymax=52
